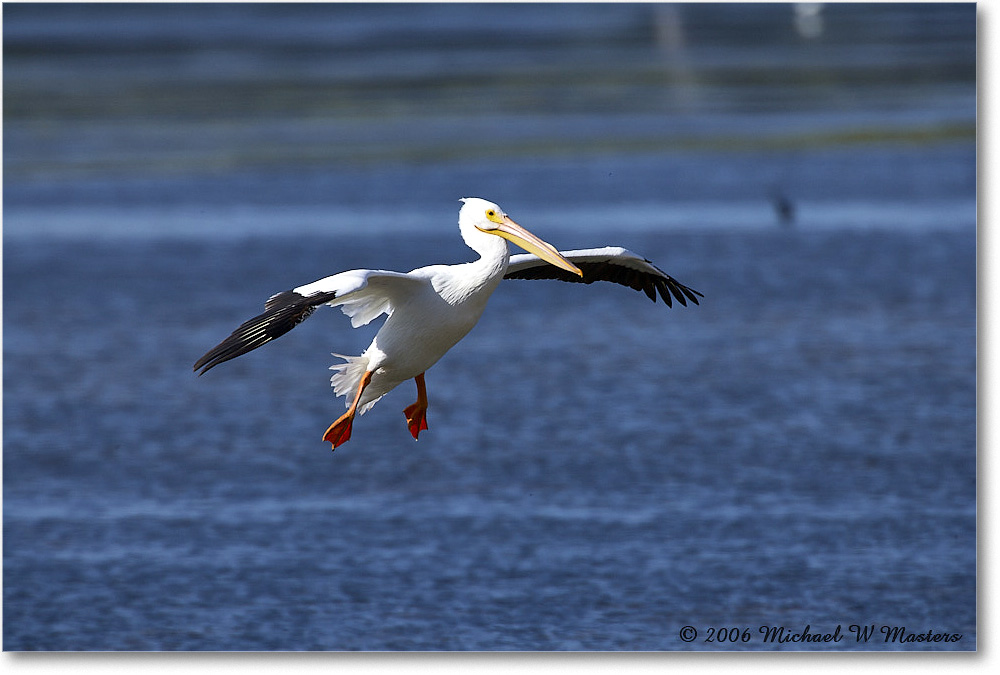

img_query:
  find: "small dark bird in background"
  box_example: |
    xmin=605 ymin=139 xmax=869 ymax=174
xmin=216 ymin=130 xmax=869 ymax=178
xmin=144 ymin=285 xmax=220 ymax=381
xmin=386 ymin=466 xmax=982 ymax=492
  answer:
xmin=770 ymin=188 xmax=796 ymax=227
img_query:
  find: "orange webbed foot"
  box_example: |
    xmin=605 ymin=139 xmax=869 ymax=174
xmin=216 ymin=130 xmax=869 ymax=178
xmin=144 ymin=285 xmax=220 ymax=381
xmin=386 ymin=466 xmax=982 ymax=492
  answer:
xmin=323 ymin=414 xmax=355 ymax=451
xmin=324 ymin=370 xmax=373 ymax=452
xmin=403 ymin=402 xmax=429 ymax=440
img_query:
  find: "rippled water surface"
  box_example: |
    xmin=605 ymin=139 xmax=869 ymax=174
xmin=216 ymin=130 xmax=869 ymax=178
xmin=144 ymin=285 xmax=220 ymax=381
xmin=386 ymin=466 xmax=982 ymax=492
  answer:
xmin=3 ymin=230 xmax=977 ymax=650
xmin=3 ymin=3 xmax=976 ymax=650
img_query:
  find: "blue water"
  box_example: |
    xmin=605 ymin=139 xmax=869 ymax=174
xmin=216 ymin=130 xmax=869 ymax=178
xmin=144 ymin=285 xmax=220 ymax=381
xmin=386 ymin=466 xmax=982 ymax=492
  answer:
xmin=3 ymin=3 xmax=976 ymax=651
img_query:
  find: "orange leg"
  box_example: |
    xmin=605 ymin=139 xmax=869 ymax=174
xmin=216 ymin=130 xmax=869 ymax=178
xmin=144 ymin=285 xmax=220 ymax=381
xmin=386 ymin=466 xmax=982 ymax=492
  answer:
xmin=323 ymin=370 xmax=373 ymax=451
xmin=402 ymin=372 xmax=429 ymax=440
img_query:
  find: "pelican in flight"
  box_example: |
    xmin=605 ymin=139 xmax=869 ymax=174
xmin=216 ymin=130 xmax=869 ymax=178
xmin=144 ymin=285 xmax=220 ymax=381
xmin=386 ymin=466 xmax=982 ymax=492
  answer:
xmin=194 ymin=198 xmax=702 ymax=450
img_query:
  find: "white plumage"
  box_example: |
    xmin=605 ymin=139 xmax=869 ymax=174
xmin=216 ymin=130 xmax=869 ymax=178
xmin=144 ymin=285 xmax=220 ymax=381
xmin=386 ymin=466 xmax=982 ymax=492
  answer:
xmin=194 ymin=198 xmax=701 ymax=451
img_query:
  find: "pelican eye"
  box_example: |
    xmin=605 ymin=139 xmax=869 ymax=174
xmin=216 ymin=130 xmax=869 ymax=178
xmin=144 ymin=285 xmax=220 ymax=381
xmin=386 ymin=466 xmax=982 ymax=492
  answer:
xmin=484 ymin=208 xmax=505 ymax=225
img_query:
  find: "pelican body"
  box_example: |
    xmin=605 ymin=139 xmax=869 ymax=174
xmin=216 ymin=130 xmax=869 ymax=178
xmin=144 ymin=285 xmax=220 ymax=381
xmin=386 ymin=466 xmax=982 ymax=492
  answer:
xmin=194 ymin=198 xmax=702 ymax=450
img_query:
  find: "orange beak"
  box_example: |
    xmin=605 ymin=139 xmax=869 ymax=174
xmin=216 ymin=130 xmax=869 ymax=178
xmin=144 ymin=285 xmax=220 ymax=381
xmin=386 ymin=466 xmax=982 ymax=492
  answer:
xmin=484 ymin=216 xmax=583 ymax=277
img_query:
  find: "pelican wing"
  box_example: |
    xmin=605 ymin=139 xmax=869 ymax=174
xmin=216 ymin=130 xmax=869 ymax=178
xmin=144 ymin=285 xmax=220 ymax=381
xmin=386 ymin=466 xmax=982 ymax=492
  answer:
xmin=505 ymin=247 xmax=702 ymax=307
xmin=194 ymin=269 xmax=426 ymax=375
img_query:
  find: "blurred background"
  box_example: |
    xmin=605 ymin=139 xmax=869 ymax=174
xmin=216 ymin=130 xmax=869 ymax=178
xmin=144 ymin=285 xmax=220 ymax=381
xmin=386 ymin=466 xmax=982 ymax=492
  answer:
xmin=4 ymin=2 xmax=976 ymax=651
xmin=3 ymin=1 xmax=975 ymax=236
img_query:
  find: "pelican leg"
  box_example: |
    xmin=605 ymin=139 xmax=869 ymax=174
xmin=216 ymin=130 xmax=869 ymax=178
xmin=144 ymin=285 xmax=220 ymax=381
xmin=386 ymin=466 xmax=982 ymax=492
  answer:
xmin=403 ymin=372 xmax=429 ymax=440
xmin=323 ymin=370 xmax=373 ymax=451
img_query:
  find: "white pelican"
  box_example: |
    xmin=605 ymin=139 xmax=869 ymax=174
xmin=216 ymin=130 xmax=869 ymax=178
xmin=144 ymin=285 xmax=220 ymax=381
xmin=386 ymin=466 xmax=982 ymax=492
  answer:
xmin=194 ymin=198 xmax=702 ymax=450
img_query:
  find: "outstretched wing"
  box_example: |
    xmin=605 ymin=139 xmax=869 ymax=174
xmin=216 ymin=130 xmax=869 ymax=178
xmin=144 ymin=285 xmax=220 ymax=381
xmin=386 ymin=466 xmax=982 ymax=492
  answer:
xmin=505 ymin=247 xmax=703 ymax=307
xmin=193 ymin=269 xmax=426 ymax=375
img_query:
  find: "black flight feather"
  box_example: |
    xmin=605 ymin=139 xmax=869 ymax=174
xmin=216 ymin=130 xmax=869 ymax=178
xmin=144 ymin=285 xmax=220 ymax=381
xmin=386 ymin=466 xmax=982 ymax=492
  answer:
xmin=193 ymin=289 xmax=338 ymax=375
xmin=504 ymin=260 xmax=702 ymax=308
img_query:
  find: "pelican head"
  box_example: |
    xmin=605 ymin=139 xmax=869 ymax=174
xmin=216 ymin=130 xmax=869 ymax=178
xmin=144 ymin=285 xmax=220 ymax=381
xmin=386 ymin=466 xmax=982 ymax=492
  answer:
xmin=458 ymin=198 xmax=583 ymax=277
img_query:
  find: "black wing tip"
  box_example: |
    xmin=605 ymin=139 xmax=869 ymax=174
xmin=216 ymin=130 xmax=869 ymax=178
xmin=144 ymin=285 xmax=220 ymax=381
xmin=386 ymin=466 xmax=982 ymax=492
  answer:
xmin=652 ymin=276 xmax=703 ymax=308
xmin=193 ymin=351 xmax=218 ymax=375
xmin=193 ymin=352 xmax=231 ymax=375
xmin=508 ymin=259 xmax=704 ymax=308
xmin=192 ymin=289 xmax=338 ymax=377
xmin=192 ymin=335 xmax=261 ymax=375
